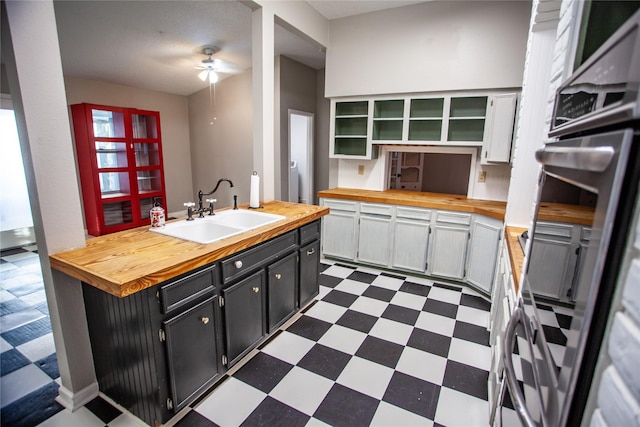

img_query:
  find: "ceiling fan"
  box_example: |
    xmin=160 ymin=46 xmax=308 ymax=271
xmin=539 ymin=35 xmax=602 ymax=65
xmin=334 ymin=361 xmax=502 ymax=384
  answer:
xmin=196 ymin=46 xmax=240 ymax=84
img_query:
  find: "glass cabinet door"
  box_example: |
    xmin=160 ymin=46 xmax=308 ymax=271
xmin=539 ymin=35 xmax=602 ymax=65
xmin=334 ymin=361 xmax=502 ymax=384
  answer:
xmin=134 ymin=142 xmax=161 ymax=166
xmin=95 ymin=142 xmax=128 ymax=169
xmin=102 ymin=201 xmax=133 ymax=227
xmin=131 ymin=113 xmax=158 ymax=139
xmin=92 ymin=109 xmax=125 ymax=138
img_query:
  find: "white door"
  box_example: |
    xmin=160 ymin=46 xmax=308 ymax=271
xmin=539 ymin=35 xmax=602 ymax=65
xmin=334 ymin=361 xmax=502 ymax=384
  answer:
xmin=289 ymin=111 xmax=314 ymax=204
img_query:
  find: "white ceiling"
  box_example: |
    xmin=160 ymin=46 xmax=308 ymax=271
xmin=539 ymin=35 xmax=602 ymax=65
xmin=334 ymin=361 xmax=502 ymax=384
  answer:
xmin=52 ymin=0 xmax=428 ymax=96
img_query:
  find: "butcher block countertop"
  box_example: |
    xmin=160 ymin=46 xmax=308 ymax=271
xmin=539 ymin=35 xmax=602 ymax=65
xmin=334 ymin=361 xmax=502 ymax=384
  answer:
xmin=505 ymin=226 xmax=527 ymax=294
xmin=536 ymin=202 xmax=594 ymax=226
xmin=50 ymin=201 xmax=328 ymax=298
xmin=318 ymin=188 xmax=507 ymax=220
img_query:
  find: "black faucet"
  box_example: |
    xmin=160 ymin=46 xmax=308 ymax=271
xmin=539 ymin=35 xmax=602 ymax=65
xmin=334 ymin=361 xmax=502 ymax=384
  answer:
xmin=197 ymin=178 xmax=234 ymax=216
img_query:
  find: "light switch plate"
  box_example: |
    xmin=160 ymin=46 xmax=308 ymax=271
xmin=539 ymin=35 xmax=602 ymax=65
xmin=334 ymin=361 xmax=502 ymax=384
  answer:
xmin=478 ymin=171 xmax=487 ymax=182
xmin=358 ymin=165 xmax=365 ymax=175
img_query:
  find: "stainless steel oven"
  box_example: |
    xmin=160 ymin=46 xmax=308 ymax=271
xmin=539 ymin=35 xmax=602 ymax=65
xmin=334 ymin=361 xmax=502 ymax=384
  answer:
xmin=498 ymin=9 xmax=640 ymax=427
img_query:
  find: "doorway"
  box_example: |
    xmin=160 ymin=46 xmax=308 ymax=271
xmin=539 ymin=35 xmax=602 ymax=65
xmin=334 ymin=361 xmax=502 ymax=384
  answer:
xmin=288 ymin=110 xmax=314 ymax=204
xmin=0 ymin=96 xmax=35 ymax=249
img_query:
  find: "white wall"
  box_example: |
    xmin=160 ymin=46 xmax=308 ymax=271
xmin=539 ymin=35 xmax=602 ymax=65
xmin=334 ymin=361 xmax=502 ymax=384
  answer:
xmin=326 ymin=1 xmax=531 ymax=98
xmin=3 ymin=0 xmax=98 ymax=410
xmin=64 ymin=77 xmax=193 ymax=215
xmin=336 ymin=149 xmax=512 ymax=201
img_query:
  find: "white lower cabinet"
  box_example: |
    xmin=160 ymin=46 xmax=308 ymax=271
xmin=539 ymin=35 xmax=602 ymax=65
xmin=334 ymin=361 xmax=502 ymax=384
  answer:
xmin=488 ymin=241 xmax=515 ymax=425
xmin=391 ymin=207 xmax=431 ymax=273
xmin=466 ymin=216 xmax=503 ymax=293
xmin=527 ymin=221 xmax=589 ymax=303
xmin=321 ymin=198 xmax=503 ymax=295
xmin=428 ymin=224 xmax=469 ymax=280
xmin=321 ymin=199 xmax=358 ymax=261
xmin=357 ymin=203 xmax=393 ymax=267
xmin=427 ymin=211 xmax=472 ymax=280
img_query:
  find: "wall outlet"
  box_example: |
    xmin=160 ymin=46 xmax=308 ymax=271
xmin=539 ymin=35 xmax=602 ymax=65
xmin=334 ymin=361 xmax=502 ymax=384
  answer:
xmin=358 ymin=165 xmax=365 ymax=175
xmin=478 ymin=171 xmax=487 ymax=182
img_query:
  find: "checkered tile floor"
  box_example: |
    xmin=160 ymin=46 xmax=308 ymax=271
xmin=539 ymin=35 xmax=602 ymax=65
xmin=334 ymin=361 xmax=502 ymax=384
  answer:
xmin=4 ymin=254 xmax=570 ymax=426
xmin=0 ymin=246 xmax=62 ymax=427
xmin=178 ymin=261 xmax=494 ymax=427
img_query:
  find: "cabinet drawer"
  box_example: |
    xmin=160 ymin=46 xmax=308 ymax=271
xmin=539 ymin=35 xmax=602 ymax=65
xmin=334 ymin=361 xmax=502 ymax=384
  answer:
xmin=300 ymin=220 xmax=320 ymax=245
xmin=360 ymin=203 xmax=393 ymax=216
xmin=535 ymin=221 xmax=573 ymax=239
xmin=396 ymin=206 xmax=431 ymax=221
xmin=221 ymin=231 xmax=297 ymax=284
xmin=322 ymin=199 xmax=357 ymax=212
xmin=160 ymin=265 xmax=216 ymax=314
xmin=435 ymin=211 xmax=472 ymax=225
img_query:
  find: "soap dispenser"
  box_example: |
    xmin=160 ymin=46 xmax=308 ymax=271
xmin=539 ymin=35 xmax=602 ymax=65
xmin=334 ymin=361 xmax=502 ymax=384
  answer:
xmin=150 ymin=197 xmax=165 ymax=228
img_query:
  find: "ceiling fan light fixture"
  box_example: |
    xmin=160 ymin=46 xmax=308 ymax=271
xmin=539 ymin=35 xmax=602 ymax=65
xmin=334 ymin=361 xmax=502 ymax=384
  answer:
xmin=198 ymin=46 xmax=220 ymax=84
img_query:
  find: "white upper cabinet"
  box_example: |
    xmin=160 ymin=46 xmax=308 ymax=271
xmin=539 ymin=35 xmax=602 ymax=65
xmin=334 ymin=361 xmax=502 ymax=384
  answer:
xmin=330 ymin=91 xmax=519 ymax=160
xmin=481 ymin=93 xmax=518 ymax=164
xmin=330 ymin=100 xmax=377 ymax=160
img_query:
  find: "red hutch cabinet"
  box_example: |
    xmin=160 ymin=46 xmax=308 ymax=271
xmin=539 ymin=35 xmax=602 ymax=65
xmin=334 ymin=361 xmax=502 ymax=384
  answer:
xmin=71 ymin=103 xmax=167 ymax=236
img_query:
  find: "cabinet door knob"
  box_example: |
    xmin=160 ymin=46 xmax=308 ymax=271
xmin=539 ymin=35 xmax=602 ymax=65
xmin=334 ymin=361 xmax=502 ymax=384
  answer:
xmin=201 ymin=317 xmax=210 ymax=325
xmin=234 ymin=260 xmax=243 ymax=269
xmin=306 ymin=248 xmax=315 ymax=255
xmin=252 ymin=287 xmax=260 ymax=293
xmin=275 ymin=273 xmax=282 ymax=280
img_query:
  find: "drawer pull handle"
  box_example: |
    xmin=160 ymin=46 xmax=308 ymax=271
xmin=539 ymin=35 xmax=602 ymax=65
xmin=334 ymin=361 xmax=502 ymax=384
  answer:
xmin=201 ymin=317 xmax=210 ymax=325
xmin=307 ymin=248 xmax=315 ymax=255
xmin=275 ymin=273 xmax=282 ymax=280
xmin=252 ymin=287 xmax=260 ymax=293
xmin=234 ymin=260 xmax=243 ymax=269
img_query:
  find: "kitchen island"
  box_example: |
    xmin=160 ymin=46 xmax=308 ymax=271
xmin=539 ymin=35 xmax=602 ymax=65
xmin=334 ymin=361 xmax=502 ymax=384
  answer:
xmin=50 ymin=201 xmax=328 ymax=297
xmin=49 ymin=201 xmax=328 ymax=426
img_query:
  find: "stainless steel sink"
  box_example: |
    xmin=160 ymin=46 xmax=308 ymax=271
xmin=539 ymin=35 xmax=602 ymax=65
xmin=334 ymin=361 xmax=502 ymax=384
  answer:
xmin=150 ymin=209 xmax=285 ymax=244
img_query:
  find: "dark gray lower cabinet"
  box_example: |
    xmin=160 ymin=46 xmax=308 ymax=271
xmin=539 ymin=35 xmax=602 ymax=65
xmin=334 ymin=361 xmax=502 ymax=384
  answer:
xmin=222 ymin=270 xmax=266 ymax=366
xmin=268 ymin=252 xmax=298 ymax=332
xmin=163 ymin=296 xmax=220 ymax=411
xmin=82 ymin=264 xmax=221 ymax=426
xmin=82 ymin=220 xmax=322 ymax=426
xmin=299 ymin=240 xmax=320 ymax=306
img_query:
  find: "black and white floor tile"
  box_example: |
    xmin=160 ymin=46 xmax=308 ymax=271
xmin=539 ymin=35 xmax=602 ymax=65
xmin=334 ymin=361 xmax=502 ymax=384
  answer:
xmin=0 ymin=246 xmax=63 ymax=427
xmin=2 ymin=254 xmax=520 ymax=426
xmin=182 ymin=261 xmax=494 ymax=427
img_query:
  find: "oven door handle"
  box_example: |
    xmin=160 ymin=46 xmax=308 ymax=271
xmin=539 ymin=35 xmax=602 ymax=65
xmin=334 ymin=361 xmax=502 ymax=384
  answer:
xmin=535 ymin=146 xmax=615 ymax=172
xmin=503 ymin=306 xmax=537 ymax=427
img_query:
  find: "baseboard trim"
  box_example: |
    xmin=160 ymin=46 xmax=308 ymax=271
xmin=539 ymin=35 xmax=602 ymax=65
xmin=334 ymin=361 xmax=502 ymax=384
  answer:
xmin=56 ymin=381 xmax=99 ymax=411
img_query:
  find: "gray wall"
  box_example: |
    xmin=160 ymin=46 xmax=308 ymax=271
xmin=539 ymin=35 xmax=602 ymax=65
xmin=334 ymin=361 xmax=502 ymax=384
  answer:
xmin=188 ymin=71 xmax=253 ymax=209
xmin=422 ymin=153 xmax=472 ymax=195
xmin=315 ymin=68 xmax=332 ymax=203
xmin=277 ymin=55 xmax=319 ymax=201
